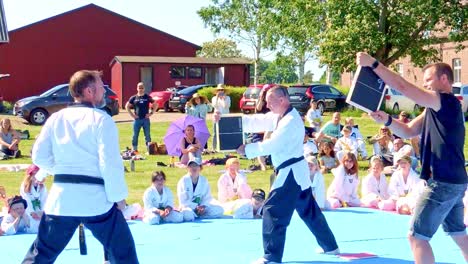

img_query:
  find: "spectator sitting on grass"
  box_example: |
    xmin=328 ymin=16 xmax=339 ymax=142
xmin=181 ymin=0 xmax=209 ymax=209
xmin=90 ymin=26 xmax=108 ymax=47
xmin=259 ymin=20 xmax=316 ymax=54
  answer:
xmin=0 ymin=118 xmax=21 ymax=158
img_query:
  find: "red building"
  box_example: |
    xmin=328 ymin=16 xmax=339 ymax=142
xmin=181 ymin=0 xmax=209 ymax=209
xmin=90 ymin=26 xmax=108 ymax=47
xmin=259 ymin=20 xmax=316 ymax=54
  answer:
xmin=0 ymin=4 xmax=251 ymax=105
xmin=111 ymin=56 xmax=250 ymax=106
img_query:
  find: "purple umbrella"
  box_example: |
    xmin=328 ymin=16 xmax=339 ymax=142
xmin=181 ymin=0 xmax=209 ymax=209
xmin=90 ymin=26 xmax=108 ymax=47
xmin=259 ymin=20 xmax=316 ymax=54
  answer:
xmin=163 ymin=115 xmax=210 ymax=156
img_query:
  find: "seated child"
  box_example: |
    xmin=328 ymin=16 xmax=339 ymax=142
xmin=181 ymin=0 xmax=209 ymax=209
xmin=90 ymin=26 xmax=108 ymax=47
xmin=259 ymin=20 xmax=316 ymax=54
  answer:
xmin=303 ymin=132 xmax=319 ymax=158
xmin=222 ymin=189 xmax=266 ymax=219
xmin=217 ymin=158 xmax=252 ymax=203
xmin=179 ymin=125 xmax=202 ymax=165
xmin=142 ymin=171 xmax=183 ymax=225
xmin=306 ymin=156 xmax=326 ymax=210
xmin=344 ymin=117 xmax=368 ymax=159
xmin=327 ymin=152 xmax=361 ymax=208
xmin=1 ymin=195 xmax=39 ymax=235
xmin=381 ymin=155 xmax=422 ymax=214
xmin=361 ymin=157 xmax=390 ymax=208
xmin=334 ymin=125 xmax=358 ymax=161
xmin=318 ymin=141 xmax=339 ymax=174
xmin=177 ymin=157 xmax=224 ymax=221
xmin=20 ymin=165 xmax=48 ymax=224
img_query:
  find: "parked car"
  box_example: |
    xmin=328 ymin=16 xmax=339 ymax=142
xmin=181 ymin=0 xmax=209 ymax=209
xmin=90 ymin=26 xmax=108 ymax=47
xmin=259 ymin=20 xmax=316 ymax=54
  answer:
xmin=149 ymin=85 xmax=187 ymax=112
xmin=239 ymin=84 xmax=279 ymax=114
xmin=452 ymin=84 xmax=468 ymax=113
xmin=288 ymin=84 xmax=347 ymax=115
xmin=384 ymin=86 xmax=422 ymax=112
xmin=169 ymin=84 xmax=216 ymax=113
xmin=13 ymin=84 xmax=119 ymax=125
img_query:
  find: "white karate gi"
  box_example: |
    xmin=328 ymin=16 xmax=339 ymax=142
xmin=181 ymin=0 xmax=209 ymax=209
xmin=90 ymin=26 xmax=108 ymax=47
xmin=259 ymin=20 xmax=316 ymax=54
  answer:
xmin=361 ymin=173 xmax=389 ymax=208
xmin=327 ymin=165 xmax=361 ymax=208
xmin=310 ymin=171 xmax=326 ymax=209
xmin=142 ymin=186 xmax=183 ymax=225
xmin=386 ymin=169 xmax=422 ymax=212
xmin=177 ymin=173 xmax=224 ymax=221
xmin=1 ymin=213 xmax=39 ymax=235
xmin=350 ymin=127 xmax=368 ymax=158
xmin=243 ymin=111 xmax=310 ymax=191
xmin=217 ymin=171 xmax=252 ymax=203
xmin=303 ymin=140 xmax=318 ymax=157
xmin=334 ymin=136 xmax=359 ymax=161
xmin=305 ymin=109 xmax=323 ymax=129
xmin=20 ymin=183 xmax=48 ymax=215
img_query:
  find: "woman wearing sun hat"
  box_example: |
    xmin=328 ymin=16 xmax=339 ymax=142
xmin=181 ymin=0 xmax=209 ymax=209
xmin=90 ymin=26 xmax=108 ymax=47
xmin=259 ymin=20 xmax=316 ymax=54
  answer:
xmin=211 ymin=84 xmax=231 ymax=151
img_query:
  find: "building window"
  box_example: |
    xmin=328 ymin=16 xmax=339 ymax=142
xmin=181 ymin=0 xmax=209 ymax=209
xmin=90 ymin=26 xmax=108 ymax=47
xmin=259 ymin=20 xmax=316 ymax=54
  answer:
xmin=188 ymin=67 xmax=202 ymax=78
xmin=396 ymin=63 xmax=403 ymax=77
xmin=453 ymin=58 xmax=461 ymax=84
xmin=170 ymin=66 xmax=186 ymax=78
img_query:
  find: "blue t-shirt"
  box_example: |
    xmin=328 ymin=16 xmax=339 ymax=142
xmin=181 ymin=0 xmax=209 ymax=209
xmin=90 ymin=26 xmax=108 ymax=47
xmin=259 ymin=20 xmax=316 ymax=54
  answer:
xmin=420 ymin=93 xmax=467 ymax=184
xmin=128 ymin=94 xmax=154 ymax=119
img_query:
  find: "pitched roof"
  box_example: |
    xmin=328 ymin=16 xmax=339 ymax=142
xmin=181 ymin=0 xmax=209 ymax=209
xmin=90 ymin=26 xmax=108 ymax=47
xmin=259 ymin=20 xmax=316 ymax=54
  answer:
xmin=112 ymin=56 xmax=252 ymax=65
xmin=9 ymin=3 xmax=201 ymax=49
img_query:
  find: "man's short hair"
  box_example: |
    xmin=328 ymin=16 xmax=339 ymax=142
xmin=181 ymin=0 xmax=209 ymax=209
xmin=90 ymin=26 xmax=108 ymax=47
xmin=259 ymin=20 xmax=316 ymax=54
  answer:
xmin=422 ymin=63 xmax=454 ymax=84
xmin=268 ymin=85 xmax=289 ymax=98
xmin=69 ymin=70 xmax=102 ymax=98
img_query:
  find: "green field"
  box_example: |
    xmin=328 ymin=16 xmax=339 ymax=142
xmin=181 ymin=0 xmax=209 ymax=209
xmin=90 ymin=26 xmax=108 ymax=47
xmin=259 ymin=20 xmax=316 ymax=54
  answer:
xmin=1 ymin=112 xmax=468 ymax=206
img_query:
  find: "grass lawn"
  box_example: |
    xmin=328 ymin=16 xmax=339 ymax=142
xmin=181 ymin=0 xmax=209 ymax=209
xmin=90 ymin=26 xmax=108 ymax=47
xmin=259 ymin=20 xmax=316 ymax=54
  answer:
xmin=1 ymin=111 xmax=468 ymax=206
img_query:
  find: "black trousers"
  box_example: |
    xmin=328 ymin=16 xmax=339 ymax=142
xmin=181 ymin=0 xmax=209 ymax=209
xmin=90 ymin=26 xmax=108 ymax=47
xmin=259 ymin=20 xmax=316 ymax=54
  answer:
xmin=22 ymin=204 xmax=139 ymax=264
xmin=262 ymin=170 xmax=338 ymax=262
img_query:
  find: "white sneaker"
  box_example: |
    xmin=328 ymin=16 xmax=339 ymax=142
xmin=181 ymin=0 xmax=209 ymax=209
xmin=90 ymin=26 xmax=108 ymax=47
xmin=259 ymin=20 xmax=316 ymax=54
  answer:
xmin=316 ymin=247 xmax=340 ymax=255
xmin=251 ymin=257 xmax=281 ymax=264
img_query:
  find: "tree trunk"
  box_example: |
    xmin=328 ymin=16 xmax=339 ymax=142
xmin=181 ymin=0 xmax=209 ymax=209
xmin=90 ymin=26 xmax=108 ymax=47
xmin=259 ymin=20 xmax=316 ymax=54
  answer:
xmin=326 ymin=65 xmax=332 ymax=84
xmin=297 ymin=52 xmax=306 ymax=84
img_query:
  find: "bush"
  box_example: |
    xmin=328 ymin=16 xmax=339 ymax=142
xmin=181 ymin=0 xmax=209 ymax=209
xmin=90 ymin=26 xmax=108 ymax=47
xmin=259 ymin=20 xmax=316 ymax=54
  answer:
xmin=0 ymin=101 xmax=13 ymax=113
xmin=198 ymin=86 xmax=247 ymax=113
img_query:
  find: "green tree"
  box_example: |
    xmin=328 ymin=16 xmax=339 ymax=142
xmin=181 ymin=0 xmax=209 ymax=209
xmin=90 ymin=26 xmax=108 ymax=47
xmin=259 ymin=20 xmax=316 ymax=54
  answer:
xmin=303 ymin=70 xmax=314 ymax=84
xmin=318 ymin=0 xmax=468 ymax=71
xmin=262 ymin=54 xmax=298 ymax=84
xmin=197 ymin=38 xmax=244 ymax=58
xmin=260 ymin=1 xmax=322 ymax=83
xmin=198 ymin=0 xmax=272 ymax=85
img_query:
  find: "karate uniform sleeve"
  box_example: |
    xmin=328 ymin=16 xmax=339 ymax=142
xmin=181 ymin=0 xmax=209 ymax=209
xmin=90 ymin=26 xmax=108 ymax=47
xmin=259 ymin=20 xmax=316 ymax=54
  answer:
xmin=1 ymin=215 xmax=17 ymax=235
xmin=19 ymin=183 xmax=32 ymax=214
xmin=32 ymin=117 xmax=55 ymax=174
xmin=200 ymin=178 xmax=215 ymax=206
xmin=25 ymin=214 xmax=39 ymax=234
xmin=330 ymin=166 xmax=346 ymax=201
xmin=245 ymin=114 xmax=294 ymax=159
xmin=361 ymin=175 xmax=377 ymax=198
xmin=237 ymin=175 xmax=253 ymax=199
xmin=40 ymin=186 xmax=48 ymax=210
xmin=217 ymin=174 xmax=229 ymax=203
xmin=142 ymin=188 xmax=156 ymax=211
xmin=177 ymin=177 xmax=197 ymax=210
xmin=242 ymin=113 xmax=278 ymax=133
xmin=387 ymin=173 xmax=399 ymax=199
xmin=314 ymin=172 xmax=326 ymax=209
xmin=166 ymin=187 xmax=175 ymax=208
xmin=97 ymin=117 xmax=128 ymax=203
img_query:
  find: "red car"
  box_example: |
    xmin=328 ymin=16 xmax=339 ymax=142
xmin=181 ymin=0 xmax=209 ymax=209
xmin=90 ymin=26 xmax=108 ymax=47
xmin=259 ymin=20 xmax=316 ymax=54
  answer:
xmin=239 ymin=84 xmax=280 ymax=114
xmin=149 ymin=86 xmax=187 ymax=112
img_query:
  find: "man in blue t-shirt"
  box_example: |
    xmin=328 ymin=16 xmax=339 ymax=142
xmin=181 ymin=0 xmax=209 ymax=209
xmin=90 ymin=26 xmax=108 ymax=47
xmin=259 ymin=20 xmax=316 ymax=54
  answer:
xmin=357 ymin=52 xmax=468 ymax=264
xmin=125 ymin=82 xmax=156 ymax=152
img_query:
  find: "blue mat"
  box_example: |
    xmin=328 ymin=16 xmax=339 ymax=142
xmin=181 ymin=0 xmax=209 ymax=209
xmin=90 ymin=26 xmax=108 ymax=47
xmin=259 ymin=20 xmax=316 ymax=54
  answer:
xmin=0 ymin=208 xmax=464 ymax=263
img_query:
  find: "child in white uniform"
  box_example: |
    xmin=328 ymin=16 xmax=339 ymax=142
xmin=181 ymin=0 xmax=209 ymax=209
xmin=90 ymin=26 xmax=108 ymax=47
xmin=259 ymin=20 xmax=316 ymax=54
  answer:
xmin=383 ymin=155 xmax=422 ymax=214
xmin=334 ymin=126 xmax=359 ymax=161
xmin=306 ymin=156 xmax=327 ymax=210
xmin=177 ymin=157 xmax=224 ymax=221
xmin=305 ymin=101 xmax=323 ymax=130
xmin=142 ymin=171 xmax=183 ymax=225
xmin=361 ymin=157 xmax=389 ymax=208
xmin=344 ymin=117 xmax=368 ymax=159
xmin=19 ymin=165 xmax=48 ymax=226
xmin=217 ymin=158 xmax=253 ymax=218
xmin=1 ymin=196 xmax=39 ymax=235
xmin=327 ymin=152 xmax=361 ymax=208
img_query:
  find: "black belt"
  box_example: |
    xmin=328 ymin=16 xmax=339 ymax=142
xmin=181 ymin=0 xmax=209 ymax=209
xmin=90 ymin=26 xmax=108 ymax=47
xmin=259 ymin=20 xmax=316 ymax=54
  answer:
xmin=54 ymin=174 xmax=104 ymax=185
xmin=274 ymin=156 xmax=304 ymax=174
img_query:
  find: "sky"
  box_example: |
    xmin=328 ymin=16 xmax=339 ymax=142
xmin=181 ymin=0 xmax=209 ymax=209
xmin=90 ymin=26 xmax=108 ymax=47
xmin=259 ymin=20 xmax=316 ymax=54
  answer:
xmin=2 ymin=0 xmax=325 ymax=80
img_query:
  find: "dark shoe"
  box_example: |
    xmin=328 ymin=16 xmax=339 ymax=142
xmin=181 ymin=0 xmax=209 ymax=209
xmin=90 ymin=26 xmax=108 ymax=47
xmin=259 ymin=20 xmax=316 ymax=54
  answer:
xmin=14 ymin=150 xmax=21 ymax=158
xmin=156 ymin=161 xmax=168 ymax=167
